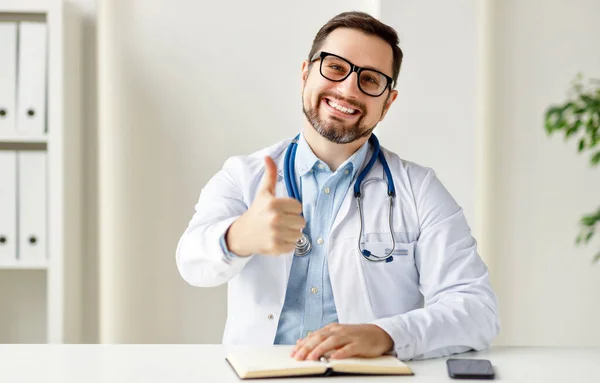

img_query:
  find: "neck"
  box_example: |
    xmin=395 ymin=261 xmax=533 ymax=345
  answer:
xmin=303 ymin=126 xmax=369 ymax=172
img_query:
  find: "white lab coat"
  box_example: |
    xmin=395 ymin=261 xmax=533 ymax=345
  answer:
xmin=176 ymin=138 xmax=500 ymax=360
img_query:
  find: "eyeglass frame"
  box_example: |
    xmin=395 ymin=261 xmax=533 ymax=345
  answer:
xmin=309 ymin=51 xmax=395 ymax=97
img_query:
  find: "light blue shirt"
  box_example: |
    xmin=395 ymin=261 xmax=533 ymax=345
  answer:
xmin=273 ymin=133 xmax=369 ymax=344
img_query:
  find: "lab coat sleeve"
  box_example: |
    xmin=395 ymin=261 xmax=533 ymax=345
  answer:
xmin=371 ymin=169 xmax=500 ymax=360
xmin=176 ymin=157 xmax=253 ymax=287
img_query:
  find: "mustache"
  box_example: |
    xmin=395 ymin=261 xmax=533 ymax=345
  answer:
xmin=319 ymin=91 xmax=365 ymax=113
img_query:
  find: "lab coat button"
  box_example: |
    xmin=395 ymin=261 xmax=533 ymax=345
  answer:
xmin=268 ymin=314 xmax=274 ymax=320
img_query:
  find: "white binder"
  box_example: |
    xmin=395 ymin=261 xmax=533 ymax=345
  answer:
xmin=16 ymin=21 xmax=47 ymax=136
xmin=18 ymin=151 xmax=47 ymax=262
xmin=0 ymin=22 xmax=17 ymax=136
xmin=0 ymin=151 xmax=17 ymax=263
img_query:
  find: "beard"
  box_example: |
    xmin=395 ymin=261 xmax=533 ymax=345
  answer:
xmin=302 ymin=89 xmax=377 ymax=144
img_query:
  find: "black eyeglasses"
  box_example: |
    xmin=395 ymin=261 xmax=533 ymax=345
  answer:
xmin=310 ymin=51 xmax=394 ymax=97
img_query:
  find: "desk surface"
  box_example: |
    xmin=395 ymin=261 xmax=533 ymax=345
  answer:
xmin=0 ymin=345 xmax=598 ymax=382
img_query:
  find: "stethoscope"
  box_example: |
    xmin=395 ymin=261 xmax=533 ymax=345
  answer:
xmin=283 ymin=133 xmax=397 ymax=262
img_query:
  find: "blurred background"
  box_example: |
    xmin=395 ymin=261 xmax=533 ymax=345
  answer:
xmin=0 ymin=0 xmax=599 ymax=347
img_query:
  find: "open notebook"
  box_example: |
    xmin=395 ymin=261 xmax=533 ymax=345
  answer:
xmin=225 ymin=346 xmax=413 ymax=379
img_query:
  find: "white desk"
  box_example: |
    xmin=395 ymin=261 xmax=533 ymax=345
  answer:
xmin=0 ymin=345 xmax=598 ymax=382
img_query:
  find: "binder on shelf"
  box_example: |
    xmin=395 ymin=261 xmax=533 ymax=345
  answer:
xmin=0 ymin=151 xmax=17 ymax=264
xmin=0 ymin=22 xmax=17 ymax=137
xmin=17 ymin=151 xmax=47 ymax=263
xmin=16 ymin=21 xmax=48 ymax=137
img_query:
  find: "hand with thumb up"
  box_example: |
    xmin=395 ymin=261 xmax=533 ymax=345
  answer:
xmin=226 ymin=156 xmax=306 ymax=257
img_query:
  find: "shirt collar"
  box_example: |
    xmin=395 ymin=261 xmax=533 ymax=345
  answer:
xmin=294 ymin=131 xmax=370 ymax=178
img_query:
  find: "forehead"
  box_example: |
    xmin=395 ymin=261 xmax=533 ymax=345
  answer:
xmin=319 ymin=28 xmax=394 ymax=76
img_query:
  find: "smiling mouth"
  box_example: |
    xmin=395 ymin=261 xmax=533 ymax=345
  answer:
xmin=323 ymin=98 xmax=361 ymax=117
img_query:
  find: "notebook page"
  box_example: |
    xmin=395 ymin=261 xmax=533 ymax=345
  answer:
xmin=226 ymin=347 xmax=326 ymax=378
xmin=328 ymin=355 xmax=413 ymax=375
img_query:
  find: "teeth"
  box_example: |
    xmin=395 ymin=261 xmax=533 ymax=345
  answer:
xmin=327 ymin=99 xmax=356 ymax=114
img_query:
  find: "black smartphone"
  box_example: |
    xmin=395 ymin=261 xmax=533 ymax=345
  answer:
xmin=446 ymin=358 xmax=495 ymax=379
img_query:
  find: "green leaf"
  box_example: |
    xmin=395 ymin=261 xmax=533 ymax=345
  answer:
xmin=593 ymin=251 xmax=600 ymax=264
xmin=578 ymin=138 xmax=586 ymax=152
xmin=581 ymin=214 xmax=600 ymax=226
xmin=585 ymin=231 xmax=594 ymax=243
xmin=592 ymin=150 xmax=600 ymax=166
xmin=576 ymin=233 xmax=583 ymax=245
xmin=566 ymin=125 xmax=579 ymax=139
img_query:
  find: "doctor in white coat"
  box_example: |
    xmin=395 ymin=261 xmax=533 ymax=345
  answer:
xmin=176 ymin=11 xmax=499 ymax=361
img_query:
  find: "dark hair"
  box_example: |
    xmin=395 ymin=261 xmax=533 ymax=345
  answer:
xmin=308 ymin=11 xmax=403 ymax=88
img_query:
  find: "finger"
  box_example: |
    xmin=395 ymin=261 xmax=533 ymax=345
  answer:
xmin=290 ymin=339 xmax=302 ymax=356
xmin=323 ymin=323 xmax=342 ymax=332
xmin=271 ymin=198 xmax=303 ymax=215
xmin=328 ymin=343 xmax=358 ymax=360
xmin=259 ymin=156 xmax=278 ymax=195
xmin=293 ymin=332 xmax=331 ymax=360
xmin=273 ymin=215 xmax=306 ymax=231
xmin=307 ymin=336 xmax=348 ymax=361
xmin=278 ymin=230 xmax=304 ymax=247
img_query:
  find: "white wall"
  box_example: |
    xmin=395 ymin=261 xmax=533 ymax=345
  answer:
xmin=378 ymin=0 xmax=479 ymax=232
xmin=489 ymin=0 xmax=600 ymax=346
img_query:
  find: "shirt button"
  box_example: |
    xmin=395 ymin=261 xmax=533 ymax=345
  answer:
xmin=267 ymin=314 xmax=274 ymax=320
xmin=318 ymin=163 xmax=324 ymax=170
xmin=316 ymin=238 xmax=324 ymax=245
xmin=344 ymin=169 xmax=350 ymax=175
xmin=324 ymin=187 xmax=330 ymax=194
xmin=311 ymin=287 xmax=318 ymax=294
xmin=306 ymin=330 xmax=313 ymax=336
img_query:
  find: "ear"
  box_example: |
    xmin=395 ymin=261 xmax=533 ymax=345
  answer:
xmin=301 ymin=60 xmax=310 ymax=83
xmin=379 ymin=89 xmax=398 ymax=121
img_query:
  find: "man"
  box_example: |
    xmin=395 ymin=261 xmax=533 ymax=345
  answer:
xmin=176 ymin=11 xmax=499 ymax=361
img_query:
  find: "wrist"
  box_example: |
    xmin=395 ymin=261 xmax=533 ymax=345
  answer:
xmin=371 ymin=324 xmax=394 ymax=352
xmin=226 ymin=217 xmax=253 ymax=257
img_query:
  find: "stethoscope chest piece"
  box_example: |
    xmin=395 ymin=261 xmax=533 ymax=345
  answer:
xmin=294 ymin=232 xmax=312 ymax=256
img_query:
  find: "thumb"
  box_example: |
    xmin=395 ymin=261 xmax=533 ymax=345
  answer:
xmin=259 ymin=156 xmax=278 ymax=195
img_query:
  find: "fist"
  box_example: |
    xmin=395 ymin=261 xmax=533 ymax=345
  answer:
xmin=226 ymin=156 xmax=306 ymax=256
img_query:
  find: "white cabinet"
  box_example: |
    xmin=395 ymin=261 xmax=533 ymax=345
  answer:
xmin=0 ymin=0 xmax=82 ymax=344
xmin=0 ymin=22 xmax=17 ymax=136
xmin=0 ymin=151 xmax=17 ymax=264
xmin=16 ymin=21 xmax=48 ymax=136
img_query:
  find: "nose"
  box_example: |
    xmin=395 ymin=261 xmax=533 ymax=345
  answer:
xmin=336 ymin=72 xmax=362 ymax=99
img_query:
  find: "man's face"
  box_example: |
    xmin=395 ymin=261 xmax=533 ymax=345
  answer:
xmin=302 ymin=28 xmax=398 ymax=144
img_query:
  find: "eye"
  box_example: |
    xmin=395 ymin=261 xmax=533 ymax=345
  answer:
xmin=362 ymin=75 xmax=380 ymax=85
xmin=328 ymin=64 xmax=346 ymax=72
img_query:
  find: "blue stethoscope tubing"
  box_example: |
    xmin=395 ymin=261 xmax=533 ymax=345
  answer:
xmin=283 ymin=133 xmax=397 ymax=262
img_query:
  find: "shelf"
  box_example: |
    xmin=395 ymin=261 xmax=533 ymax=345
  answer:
xmin=1 ymin=0 xmax=82 ymax=343
xmin=0 ymin=136 xmax=47 ymax=144
xmin=0 ymin=1 xmax=51 ymax=14
xmin=0 ymin=259 xmax=48 ymax=270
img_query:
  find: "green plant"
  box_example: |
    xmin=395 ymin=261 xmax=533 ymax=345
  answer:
xmin=544 ymin=74 xmax=600 ymax=263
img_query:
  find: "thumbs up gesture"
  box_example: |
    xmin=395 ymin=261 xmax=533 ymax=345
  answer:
xmin=226 ymin=156 xmax=306 ymax=257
